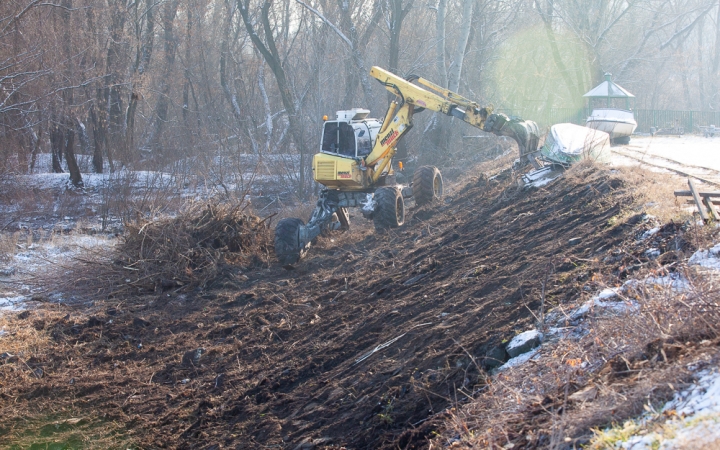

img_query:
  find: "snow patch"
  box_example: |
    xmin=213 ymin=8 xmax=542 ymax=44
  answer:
xmin=640 ymin=227 xmax=660 ymax=241
xmin=611 ymin=370 xmax=720 ymax=449
xmin=506 ymin=329 xmax=543 ymax=353
xmin=496 ymin=348 xmax=540 ymax=372
xmin=0 ymin=295 xmax=26 ymax=311
xmin=689 ymin=244 xmax=720 ymax=271
xmin=644 ymin=273 xmax=690 ymax=292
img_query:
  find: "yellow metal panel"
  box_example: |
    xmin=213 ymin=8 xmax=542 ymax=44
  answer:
xmin=313 ymin=153 xmax=366 ymax=190
xmin=316 ymin=160 xmax=336 ymax=181
xmin=370 ymin=66 xmax=449 ymax=114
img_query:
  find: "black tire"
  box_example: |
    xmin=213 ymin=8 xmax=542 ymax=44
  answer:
xmin=373 ymin=187 xmax=405 ymax=230
xmin=274 ymin=218 xmax=305 ymax=265
xmin=412 ymin=165 xmax=443 ymax=206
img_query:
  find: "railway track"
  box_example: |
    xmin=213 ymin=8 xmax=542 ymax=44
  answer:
xmin=612 ymin=147 xmax=720 ymax=188
xmin=620 ymin=145 xmax=720 ymax=175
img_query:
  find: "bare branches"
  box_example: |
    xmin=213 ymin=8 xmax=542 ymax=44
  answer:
xmin=295 ymin=0 xmax=352 ymax=48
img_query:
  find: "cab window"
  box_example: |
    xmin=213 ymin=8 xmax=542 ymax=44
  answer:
xmin=355 ymin=126 xmax=372 ymax=157
xmin=321 ymin=122 xmax=356 ymax=157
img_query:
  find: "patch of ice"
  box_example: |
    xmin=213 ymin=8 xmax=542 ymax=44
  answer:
xmin=569 ymin=287 xmax=638 ymax=321
xmin=528 ymin=176 xmax=558 ymax=188
xmin=621 ymin=434 xmax=657 ymax=449
xmin=645 ymin=248 xmax=661 ymax=259
xmin=658 ymin=418 xmax=720 ymax=449
xmin=688 ymin=243 xmax=720 ymax=271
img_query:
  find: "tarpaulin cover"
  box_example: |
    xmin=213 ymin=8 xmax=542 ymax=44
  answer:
xmin=540 ymin=123 xmax=611 ymax=165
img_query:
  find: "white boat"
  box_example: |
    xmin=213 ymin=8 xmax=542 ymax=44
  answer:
xmin=540 ymin=123 xmax=611 ymax=166
xmin=586 ymin=108 xmax=637 ymax=143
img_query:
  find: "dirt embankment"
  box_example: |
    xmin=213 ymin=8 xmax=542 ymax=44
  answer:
xmin=0 ymin=162 xmax=690 ymax=449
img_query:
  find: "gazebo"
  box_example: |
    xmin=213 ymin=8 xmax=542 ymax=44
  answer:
xmin=583 ymin=73 xmax=635 ymax=110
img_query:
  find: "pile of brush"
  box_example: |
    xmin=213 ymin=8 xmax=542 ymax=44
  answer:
xmin=114 ymin=202 xmax=272 ymax=293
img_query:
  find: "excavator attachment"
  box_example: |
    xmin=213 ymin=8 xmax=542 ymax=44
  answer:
xmin=484 ymin=113 xmax=541 ymax=167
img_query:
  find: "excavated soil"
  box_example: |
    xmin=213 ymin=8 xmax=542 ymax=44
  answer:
xmin=0 ymin=163 xmax=689 ymax=449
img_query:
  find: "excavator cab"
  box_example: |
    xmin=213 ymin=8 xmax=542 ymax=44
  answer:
xmin=319 ymin=109 xmax=379 ymax=159
xmin=320 ymin=121 xmax=373 ymax=158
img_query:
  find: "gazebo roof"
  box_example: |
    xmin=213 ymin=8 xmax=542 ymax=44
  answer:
xmin=583 ymin=73 xmax=635 ymax=98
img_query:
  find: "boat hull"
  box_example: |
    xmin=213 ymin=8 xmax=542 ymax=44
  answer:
xmin=586 ymin=109 xmax=637 ymax=140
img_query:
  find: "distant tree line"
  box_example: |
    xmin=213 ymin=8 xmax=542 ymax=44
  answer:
xmin=1 ymin=0 xmax=719 ymax=193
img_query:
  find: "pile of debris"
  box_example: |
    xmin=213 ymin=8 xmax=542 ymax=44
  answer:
xmin=114 ymin=202 xmax=272 ymax=293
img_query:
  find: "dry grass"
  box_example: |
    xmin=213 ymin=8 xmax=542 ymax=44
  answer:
xmin=0 ymin=307 xmax=137 ymax=448
xmin=0 ymin=232 xmax=22 ymax=263
xmin=433 ymin=249 xmax=720 ymax=449
xmin=611 ymin=165 xmax=696 ymax=223
xmin=428 ymin=161 xmax=720 ymax=449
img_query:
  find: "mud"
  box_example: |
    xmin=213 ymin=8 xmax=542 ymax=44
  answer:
xmin=0 ymin=163 xmax=688 ymax=449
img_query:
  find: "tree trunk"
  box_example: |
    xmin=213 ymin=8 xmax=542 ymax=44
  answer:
xmin=712 ymin=0 xmax=720 ymax=110
xmin=239 ymin=0 xmax=310 ymax=198
xmin=537 ymin=0 xmax=581 ymax=100
xmin=447 ymin=0 xmax=473 ymax=93
xmin=63 ymin=118 xmax=83 ymax=187
xmin=143 ymin=0 xmax=179 ymax=157
xmin=76 ymin=117 xmax=92 ymax=160
xmin=50 ymin=122 xmax=64 ymax=173
xmin=434 ymin=0 xmax=448 ymax=87
xmin=105 ymin=0 xmax=128 ymax=163
xmin=30 ymin=125 xmax=41 ymax=173
xmin=335 ymin=0 xmax=374 ymax=107
xmin=126 ymin=0 xmax=155 ymax=159
xmin=388 ymin=0 xmax=413 ymax=75
xmin=698 ymin=15 xmax=705 ymax=110
xmin=89 ymin=104 xmax=104 ymax=173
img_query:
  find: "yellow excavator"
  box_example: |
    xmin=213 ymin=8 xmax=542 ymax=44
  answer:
xmin=274 ymin=66 xmax=540 ymax=265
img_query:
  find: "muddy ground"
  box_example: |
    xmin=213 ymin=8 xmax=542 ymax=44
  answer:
xmin=0 ymin=162 xmax=693 ymax=449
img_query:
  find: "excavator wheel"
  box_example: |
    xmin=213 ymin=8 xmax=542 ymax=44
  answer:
xmin=274 ymin=218 xmax=305 ymax=266
xmin=373 ymin=187 xmax=405 ymax=230
xmin=412 ymin=166 xmax=443 ymax=206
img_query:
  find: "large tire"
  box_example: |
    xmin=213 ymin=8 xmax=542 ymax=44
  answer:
xmin=373 ymin=187 xmax=405 ymax=230
xmin=412 ymin=165 xmax=443 ymax=206
xmin=274 ymin=218 xmax=305 ymax=265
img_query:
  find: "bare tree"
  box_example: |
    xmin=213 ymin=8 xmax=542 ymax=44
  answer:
xmin=239 ymin=0 xmax=311 ymax=197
